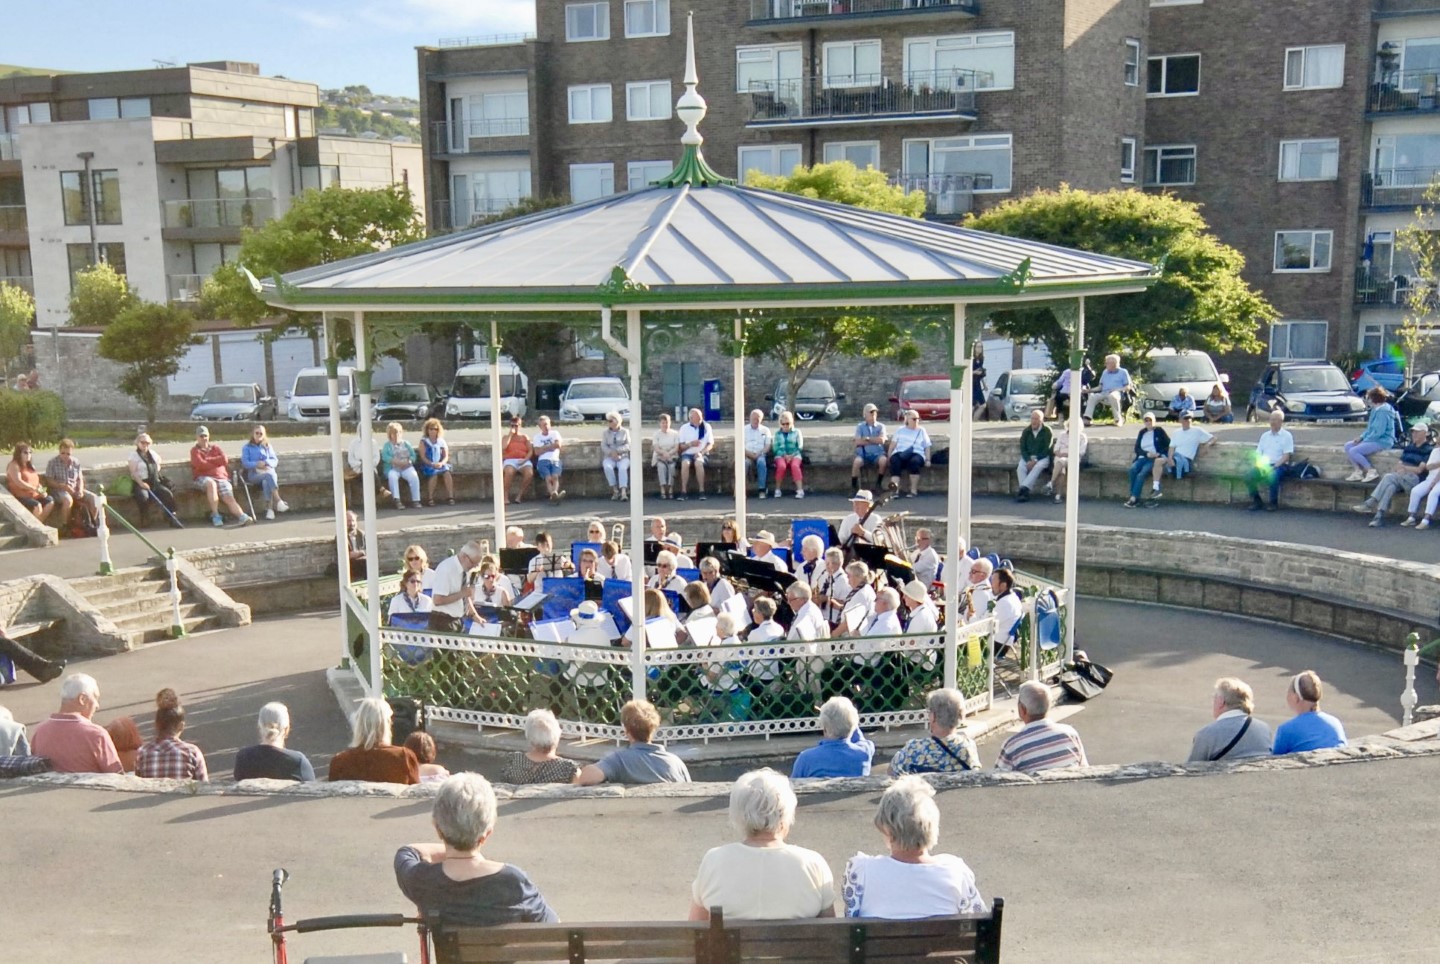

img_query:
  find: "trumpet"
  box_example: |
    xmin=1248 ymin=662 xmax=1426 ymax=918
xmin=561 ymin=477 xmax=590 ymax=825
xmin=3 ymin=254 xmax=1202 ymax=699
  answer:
xmin=479 ymin=538 xmax=491 ymax=560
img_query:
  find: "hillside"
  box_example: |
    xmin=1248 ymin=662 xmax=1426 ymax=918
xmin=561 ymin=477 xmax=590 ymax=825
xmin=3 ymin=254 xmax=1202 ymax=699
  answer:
xmin=0 ymin=63 xmax=68 ymax=79
xmin=317 ymin=84 xmax=420 ymax=143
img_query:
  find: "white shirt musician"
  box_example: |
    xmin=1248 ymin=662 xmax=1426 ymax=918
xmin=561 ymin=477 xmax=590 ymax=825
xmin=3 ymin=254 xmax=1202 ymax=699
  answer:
xmin=698 ymin=557 xmax=735 ymax=609
xmin=838 ymin=563 xmax=876 ymax=633
xmin=910 ymin=528 xmax=940 ymax=587
xmin=749 ymin=530 xmax=788 ymax=573
xmin=838 ymin=490 xmax=881 ymax=545
xmin=902 ymin=581 xmax=940 ymax=635
xmin=815 ymin=551 xmax=850 ymax=625
xmin=785 ymin=583 xmax=830 ymax=641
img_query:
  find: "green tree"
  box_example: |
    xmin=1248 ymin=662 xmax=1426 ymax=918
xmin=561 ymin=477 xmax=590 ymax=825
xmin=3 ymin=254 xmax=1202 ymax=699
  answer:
xmin=0 ymin=281 xmax=34 ymax=377
xmin=68 ymin=261 xmax=137 ymax=328
xmin=1395 ymin=179 xmax=1440 ymax=383
xmin=966 ymin=186 xmax=1273 ymax=370
xmin=738 ymin=162 xmax=934 ymax=409
xmin=97 ymin=302 xmax=201 ymax=423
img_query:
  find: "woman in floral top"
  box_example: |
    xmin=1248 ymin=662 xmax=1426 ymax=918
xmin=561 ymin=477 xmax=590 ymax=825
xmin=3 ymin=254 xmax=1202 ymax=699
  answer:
xmin=770 ymin=410 xmax=805 ymax=499
xmin=889 ymin=688 xmax=980 ymax=774
xmin=500 ymin=709 xmax=581 ymax=784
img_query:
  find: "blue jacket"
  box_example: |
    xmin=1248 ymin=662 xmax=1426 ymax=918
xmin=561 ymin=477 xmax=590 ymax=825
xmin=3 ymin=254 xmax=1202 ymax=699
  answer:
xmin=240 ymin=441 xmax=277 ymax=471
xmin=1359 ymin=404 xmax=1401 ymax=446
xmin=791 ymin=729 xmax=875 ymax=778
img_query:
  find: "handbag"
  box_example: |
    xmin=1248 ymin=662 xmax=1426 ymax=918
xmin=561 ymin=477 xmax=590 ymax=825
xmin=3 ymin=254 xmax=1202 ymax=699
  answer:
xmin=1059 ymin=656 xmax=1114 ymax=702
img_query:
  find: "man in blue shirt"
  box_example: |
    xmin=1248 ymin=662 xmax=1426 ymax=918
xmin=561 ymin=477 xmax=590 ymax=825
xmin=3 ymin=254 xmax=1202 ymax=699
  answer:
xmin=791 ymin=696 xmax=875 ymax=778
xmin=1083 ymin=353 xmax=1133 ymax=425
xmin=1352 ymin=420 xmax=1432 ymax=528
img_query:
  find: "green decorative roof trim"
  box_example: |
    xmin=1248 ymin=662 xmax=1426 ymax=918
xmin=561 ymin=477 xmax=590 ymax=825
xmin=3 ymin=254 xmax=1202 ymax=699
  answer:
xmin=995 ymin=258 xmax=1033 ymax=292
xmin=653 ymin=145 xmax=736 ymax=188
xmin=597 ymin=265 xmax=651 ymax=303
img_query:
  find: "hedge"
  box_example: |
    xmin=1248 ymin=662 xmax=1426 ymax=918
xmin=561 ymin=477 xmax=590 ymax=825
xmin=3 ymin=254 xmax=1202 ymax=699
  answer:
xmin=0 ymin=390 xmax=67 ymax=449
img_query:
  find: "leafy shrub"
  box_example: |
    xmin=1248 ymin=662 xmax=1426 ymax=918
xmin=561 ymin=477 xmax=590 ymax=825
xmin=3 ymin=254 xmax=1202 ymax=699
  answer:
xmin=0 ymin=390 xmax=66 ymax=448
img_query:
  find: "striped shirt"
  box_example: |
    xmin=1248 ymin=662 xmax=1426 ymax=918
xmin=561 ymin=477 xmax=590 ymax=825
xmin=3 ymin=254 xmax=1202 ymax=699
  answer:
xmin=994 ymin=719 xmax=1087 ymax=774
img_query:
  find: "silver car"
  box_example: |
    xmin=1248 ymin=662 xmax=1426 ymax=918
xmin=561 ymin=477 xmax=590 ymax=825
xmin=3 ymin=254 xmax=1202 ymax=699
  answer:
xmin=190 ymin=383 xmax=276 ymax=422
xmin=985 ymin=369 xmax=1048 ymax=421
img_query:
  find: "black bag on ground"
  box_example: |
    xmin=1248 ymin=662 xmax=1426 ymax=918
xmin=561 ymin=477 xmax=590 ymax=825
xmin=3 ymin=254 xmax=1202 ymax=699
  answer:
xmin=387 ymin=697 xmax=424 ymax=745
xmin=1059 ymin=653 xmax=1114 ymax=702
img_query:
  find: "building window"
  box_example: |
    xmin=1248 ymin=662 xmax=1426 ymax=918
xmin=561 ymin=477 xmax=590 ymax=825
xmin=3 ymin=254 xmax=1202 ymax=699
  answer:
xmin=738 ymin=144 xmax=802 ymax=179
xmin=60 ymin=169 xmax=122 ymax=225
xmin=3 ymin=103 xmax=51 ymax=128
xmin=1120 ymin=138 xmax=1137 ymax=182
xmin=87 ymin=96 xmax=151 ymax=120
xmin=1124 ymin=40 xmax=1141 ymax=86
xmin=822 ymin=141 xmax=880 ymax=170
xmin=450 ymin=170 xmax=532 ymax=225
xmin=1278 ymin=138 xmax=1339 ymax=181
xmin=568 ymin=84 xmax=614 ymax=124
xmin=823 ymin=40 xmax=882 ymax=89
xmin=737 ymin=44 xmax=803 ymax=93
xmin=566 ymin=2 xmax=610 ymax=41
xmin=1284 ymin=45 xmax=1344 ymax=90
xmin=300 ymin=166 xmax=339 ymax=191
xmin=1143 ymin=145 xmax=1196 ymax=186
xmin=66 ymin=242 xmax=126 ymax=291
xmin=626 ymin=81 xmax=672 ymax=121
xmin=624 ymin=0 xmax=668 ymax=37
xmin=904 ymin=32 xmax=1014 ymax=91
xmin=627 ymin=160 xmax=671 ymax=190
xmin=902 ymin=134 xmax=1012 ymax=192
xmin=571 ymin=163 xmax=616 ymax=202
xmin=1147 ymin=54 xmax=1200 ymax=96
xmin=1371 ymin=132 xmax=1440 ymax=184
xmin=1398 ymin=37 xmax=1440 ymax=90
xmin=1273 ymin=230 xmax=1333 ymax=272
xmin=1269 ymin=321 xmax=1328 ymax=362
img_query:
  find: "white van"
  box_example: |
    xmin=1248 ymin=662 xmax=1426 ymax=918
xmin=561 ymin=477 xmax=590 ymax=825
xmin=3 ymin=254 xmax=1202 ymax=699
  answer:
xmin=286 ymin=365 xmax=358 ymax=423
xmin=1135 ymin=349 xmax=1228 ymax=419
xmin=446 ymin=357 xmax=528 ymax=420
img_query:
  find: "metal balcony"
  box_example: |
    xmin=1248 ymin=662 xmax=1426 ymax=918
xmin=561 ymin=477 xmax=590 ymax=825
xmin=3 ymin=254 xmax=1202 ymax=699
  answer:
xmin=0 ymin=205 xmax=25 ymax=232
xmin=1367 ymin=69 xmax=1440 ymax=113
xmin=1373 ymin=0 xmax=1440 ymax=19
xmin=0 ymin=133 xmax=19 ymax=162
xmin=1362 ymin=168 xmax=1440 ymax=210
xmin=891 ymin=172 xmax=990 ymax=218
xmin=431 ymin=197 xmax=526 ymax=233
xmin=431 ymin=119 xmax=531 ymax=155
xmin=168 ymin=274 xmax=205 ymax=303
xmin=747 ymin=69 xmax=982 ymax=128
xmin=162 ymin=197 xmax=276 ymax=230
xmin=747 ymin=0 xmax=978 ymax=27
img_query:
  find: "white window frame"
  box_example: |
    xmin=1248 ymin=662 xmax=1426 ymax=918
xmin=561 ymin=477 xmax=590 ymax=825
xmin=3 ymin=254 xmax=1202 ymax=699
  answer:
xmin=1269 ymin=321 xmax=1329 ymax=362
xmin=567 ymin=84 xmax=614 ymax=124
xmin=625 ymin=80 xmax=672 ymax=121
xmin=737 ymin=144 xmax=803 ymax=179
xmin=1147 ymin=53 xmax=1201 ymax=97
xmin=570 ymin=163 xmax=616 ymax=202
xmin=1283 ymin=45 xmax=1344 ymax=91
xmin=565 ymin=2 xmax=611 ymax=42
xmin=1150 ymin=0 xmax=1203 ymax=6
xmin=1124 ymin=40 xmax=1141 ymax=86
xmin=823 ymin=39 xmax=882 ymax=89
xmin=623 ymin=0 xmax=669 ymax=38
xmin=1398 ymin=37 xmax=1440 ymax=91
xmin=736 ymin=44 xmax=803 ymax=94
xmin=822 ymin=141 xmax=881 ymax=170
xmin=627 ymin=160 xmax=671 ymax=190
xmin=1120 ymin=138 xmax=1137 ymax=183
xmin=903 ymin=32 xmax=1015 ymax=92
xmin=1277 ymin=138 xmax=1339 ymax=182
xmin=901 ymin=133 xmax=1013 ymax=193
xmin=1273 ymin=230 xmax=1334 ymax=273
xmin=1143 ymin=144 xmax=1196 ymax=186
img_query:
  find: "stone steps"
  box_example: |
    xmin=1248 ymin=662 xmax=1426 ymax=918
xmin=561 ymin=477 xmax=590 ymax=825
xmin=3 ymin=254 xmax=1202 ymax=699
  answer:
xmin=69 ymin=564 xmax=226 ymax=649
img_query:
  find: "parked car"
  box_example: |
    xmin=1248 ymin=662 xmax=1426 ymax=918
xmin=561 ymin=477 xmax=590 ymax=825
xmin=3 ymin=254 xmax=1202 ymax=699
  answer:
xmin=766 ymin=378 xmax=844 ymax=421
xmin=1349 ymin=357 xmax=1407 ymax=394
xmin=558 ymin=376 xmax=630 ymax=423
xmin=1134 ymin=349 xmax=1228 ymax=418
xmin=983 ymin=368 xmax=1049 ymax=421
xmin=889 ymin=375 xmax=950 ymax=421
xmin=190 ymin=383 xmax=276 ymax=422
xmin=446 ymin=357 xmax=529 ymax=420
xmin=1246 ymin=363 xmax=1367 ymax=423
xmin=1393 ymin=370 xmax=1440 ymax=422
xmin=287 ymin=366 xmax=358 ymax=423
xmin=373 ymin=382 xmax=443 ymax=423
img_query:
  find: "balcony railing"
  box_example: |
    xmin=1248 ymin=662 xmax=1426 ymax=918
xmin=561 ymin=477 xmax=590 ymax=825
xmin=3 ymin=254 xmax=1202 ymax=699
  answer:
xmin=162 ymin=196 xmax=276 ymax=230
xmin=747 ymin=69 xmax=982 ymax=126
xmin=891 ymin=172 xmax=990 ymax=217
xmin=431 ymin=197 xmax=527 ymax=232
xmin=1373 ymin=0 xmax=1440 ymax=18
xmin=431 ymin=118 xmax=531 ymax=154
xmin=437 ymin=32 xmax=534 ymax=47
xmin=1362 ymin=167 xmax=1440 ymax=209
xmin=747 ymin=0 xmax=978 ymax=25
xmin=1368 ymin=69 xmax=1440 ymax=112
xmin=168 ymin=274 xmax=205 ymax=303
xmin=0 ymin=205 xmax=25 ymax=232
xmin=0 ymin=276 xmax=33 ymax=295
xmin=0 ymin=133 xmax=19 ymax=161
xmin=1356 ymin=266 xmax=1440 ymax=311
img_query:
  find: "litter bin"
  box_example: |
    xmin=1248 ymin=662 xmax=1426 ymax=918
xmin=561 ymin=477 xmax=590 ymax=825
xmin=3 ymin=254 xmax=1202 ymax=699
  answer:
xmin=534 ymin=379 xmax=567 ymax=413
xmin=703 ymin=379 xmax=723 ymax=422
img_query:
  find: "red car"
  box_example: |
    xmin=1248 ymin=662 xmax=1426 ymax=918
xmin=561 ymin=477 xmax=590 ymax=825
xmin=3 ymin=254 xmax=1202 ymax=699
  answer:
xmin=890 ymin=375 xmax=952 ymax=421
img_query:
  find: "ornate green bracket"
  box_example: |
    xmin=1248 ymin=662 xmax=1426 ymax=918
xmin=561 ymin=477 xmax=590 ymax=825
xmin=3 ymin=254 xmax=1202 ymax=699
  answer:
xmin=996 ymin=258 xmax=1033 ymax=293
xmin=598 ymin=265 xmax=650 ymax=306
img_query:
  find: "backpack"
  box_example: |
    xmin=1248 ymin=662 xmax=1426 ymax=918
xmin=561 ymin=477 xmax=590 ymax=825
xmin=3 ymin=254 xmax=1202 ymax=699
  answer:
xmin=1292 ymin=459 xmax=1322 ymax=481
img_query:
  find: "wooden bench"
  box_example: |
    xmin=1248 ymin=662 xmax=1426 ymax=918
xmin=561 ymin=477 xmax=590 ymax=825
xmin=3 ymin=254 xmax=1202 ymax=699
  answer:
xmin=433 ymin=901 xmax=1004 ymax=963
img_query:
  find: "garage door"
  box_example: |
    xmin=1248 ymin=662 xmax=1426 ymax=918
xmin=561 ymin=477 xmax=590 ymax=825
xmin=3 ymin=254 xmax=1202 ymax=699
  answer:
xmin=216 ymin=331 xmax=267 ymax=385
xmin=167 ymin=339 xmax=216 ymax=397
xmin=272 ymin=336 xmax=318 ymax=397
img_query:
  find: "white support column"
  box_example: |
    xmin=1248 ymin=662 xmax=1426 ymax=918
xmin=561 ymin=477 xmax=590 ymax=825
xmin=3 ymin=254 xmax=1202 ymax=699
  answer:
xmin=353 ymin=312 xmax=383 ymax=697
xmin=626 ymin=308 xmax=647 ymax=701
xmin=943 ymin=301 xmax=967 ymax=691
xmin=489 ymin=319 xmax=506 ymax=552
xmin=1062 ymin=297 xmax=1085 ymax=662
xmin=323 ymin=314 xmax=352 ymax=668
xmin=732 ymin=314 xmax=747 ymax=540
xmin=957 ymin=305 xmax=974 ymax=552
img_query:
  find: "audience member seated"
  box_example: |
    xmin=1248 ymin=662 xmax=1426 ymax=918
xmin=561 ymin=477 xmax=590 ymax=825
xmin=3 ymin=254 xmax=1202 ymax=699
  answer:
xmin=652 ymin=413 xmax=681 ymax=500
xmin=405 ymin=731 xmax=450 ymax=783
xmin=995 ymin=681 xmax=1088 ymax=774
xmin=771 ymin=409 xmax=805 ymax=499
xmin=1244 ymin=410 xmax=1294 ymax=512
xmin=1272 ymin=671 xmax=1347 ymax=755
xmin=744 ymin=409 xmax=772 ymax=499
xmin=388 ymin=570 xmax=434 ymax=623
xmin=890 ymin=688 xmax=981 ymax=774
xmin=1125 ymin=413 xmax=1169 ymax=507
xmin=501 ymin=416 xmax=536 ymax=504
xmin=342 ymin=510 xmax=367 ymax=582
xmin=240 ymin=424 xmax=289 ymax=520
xmin=689 ymin=768 xmax=836 ymax=921
xmin=1083 ymin=353 xmax=1133 ymax=425
xmin=1343 ymin=388 xmax=1402 ymax=483
xmin=500 ymin=709 xmax=582 ymax=785
xmin=577 ymin=699 xmax=691 ymax=785
xmin=329 ymin=697 xmax=420 ymax=784
xmin=418 ymin=418 xmax=455 ymax=506
xmin=190 ymin=426 xmax=252 ymax=527
xmin=105 ymin=716 xmax=142 ymax=773
xmin=676 ymin=407 xmax=713 ymax=501
xmin=791 ymin=696 xmax=874 ymax=778
xmin=1166 ymin=412 xmax=1216 ymax=481
xmin=1187 ymin=677 xmax=1273 ymax=763
xmin=600 ymin=410 xmax=631 ymax=501
xmin=0 ymin=704 xmax=28 ymax=755
xmin=46 ymin=437 xmax=104 ymax=533
xmin=0 ymin=625 xmax=66 ymax=685
xmin=1202 ymin=383 xmax=1233 ymax=424
xmin=842 ymin=776 xmax=985 ymax=919
xmin=1168 ymin=387 xmax=1195 ymax=419
xmin=7 ymin=443 xmax=55 ymax=525
xmin=234 ymin=702 xmax=315 ymax=782
xmin=1015 ymin=409 xmax=1052 ymax=503
xmin=135 ymin=688 xmax=208 ymax=781
xmin=1353 ymin=421 xmax=1432 ymax=528
xmin=394 ymin=773 xmax=558 ymax=926
xmin=888 ymin=410 xmax=932 ymax=498
xmin=126 ymin=433 xmax=181 ymax=528
xmin=851 ymin=403 xmax=889 ymax=494
xmin=1404 ymin=429 xmax=1440 ymax=529
xmin=1047 ymin=424 xmax=1087 ymax=502
xmin=381 ymin=422 xmax=422 ymax=509
xmin=30 ymin=673 xmax=122 ymax=773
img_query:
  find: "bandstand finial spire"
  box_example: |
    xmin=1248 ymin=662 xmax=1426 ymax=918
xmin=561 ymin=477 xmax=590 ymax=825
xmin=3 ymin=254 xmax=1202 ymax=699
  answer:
xmin=654 ymin=11 xmax=735 ymax=188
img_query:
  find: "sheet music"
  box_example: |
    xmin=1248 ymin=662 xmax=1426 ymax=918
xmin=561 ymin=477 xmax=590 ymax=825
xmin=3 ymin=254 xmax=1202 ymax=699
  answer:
xmin=686 ymin=614 xmax=719 ymax=648
xmin=530 ymin=617 xmax=576 ymax=643
xmin=642 ymin=617 xmax=678 ymax=650
xmin=844 ymin=605 xmax=867 ymax=633
xmin=467 ymin=621 xmax=501 ymax=638
xmin=617 ymin=597 xmax=634 ymax=619
xmin=721 ymin=592 xmax=750 ymax=626
xmin=593 ymin=612 xmax=621 ymax=641
xmin=514 ymin=590 xmax=547 ymax=610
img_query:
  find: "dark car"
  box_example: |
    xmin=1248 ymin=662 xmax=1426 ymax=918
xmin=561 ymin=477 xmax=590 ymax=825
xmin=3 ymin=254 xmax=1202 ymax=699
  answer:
xmin=1394 ymin=370 xmax=1440 ymax=422
xmin=190 ymin=383 xmax=277 ymax=422
xmin=1246 ymin=363 xmax=1367 ymax=424
xmin=766 ymin=378 xmax=845 ymax=420
xmin=373 ymin=383 xmax=443 ymax=423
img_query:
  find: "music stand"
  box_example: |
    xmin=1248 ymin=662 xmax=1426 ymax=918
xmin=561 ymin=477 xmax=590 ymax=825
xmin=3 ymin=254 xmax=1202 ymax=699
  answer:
xmin=853 ymin=543 xmax=892 ymax=573
xmin=500 ymin=547 xmax=540 ymax=575
xmin=694 ymin=541 xmax=736 ymax=562
xmin=643 ymin=539 xmax=663 ymax=565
